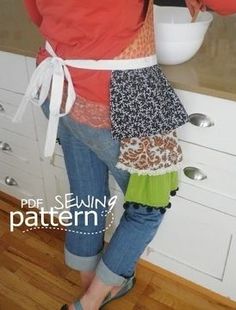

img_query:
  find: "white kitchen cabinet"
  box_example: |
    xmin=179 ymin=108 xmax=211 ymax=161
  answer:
xmin=0 ymin=52 xmax=44 ymax=205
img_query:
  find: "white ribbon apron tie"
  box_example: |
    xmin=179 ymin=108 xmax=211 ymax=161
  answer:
xmin=12 ymin=41 xmax=157 ymax=157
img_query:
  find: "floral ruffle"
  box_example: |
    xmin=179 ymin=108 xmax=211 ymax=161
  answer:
xmin=110 ymin=65 xmax=189 ymax=141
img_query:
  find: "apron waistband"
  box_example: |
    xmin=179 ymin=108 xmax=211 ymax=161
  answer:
xmin=46 ymin=42 xmax=158 ymax=70
xmin=12 ymin=41 xmax=158 ymax=157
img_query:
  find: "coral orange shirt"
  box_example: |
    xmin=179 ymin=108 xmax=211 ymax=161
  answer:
xmin=203 ymin=0 xmax=236 ymax=15
xmin=24 ymin=0 xmax=148 ymax=105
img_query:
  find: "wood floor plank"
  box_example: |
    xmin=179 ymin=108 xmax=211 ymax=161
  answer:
xmin=151 ymin=273 xmax=233 ymax=310
xmin=0 ymin=292 xmax=26 ymax=310
xmin=25 ymin=235 xmax=64 ymax=262
xmin=0 ymin=250 xmax=21 ymax=273
xmin=1 ymin=234 xmax=70 ymax=278
xmin=21 ymin=265 xmax=82 ymax=303
xmin=144 ymin=282 xmax=200 ymax=310
xmin=0 ymin=273 xmax=45 ymax=310
xmin=133 ymin=292 xmax=173 ymax=310
xmin=102 ymin=297 xmax=135 ymax=310
xmin=0 ymin=267 xmax=61 ymax=309
xmin=64 ymin=269 xmax=86 ymax=289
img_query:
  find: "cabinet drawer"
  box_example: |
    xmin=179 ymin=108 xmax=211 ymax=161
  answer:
xmin=179 ymin=141 xmax=236 ymax=201
xmin=0 ymin=52 xmax=28 ymax=93
xmin=0 ymin=128 xmax=41 ymax=176
xmin=147 ymin=196 xmax=235 ymax=280
xmin=0 ymin=160 xmax=45 ymax=202
xmin=176 ymin=89 xmax=236 ymax=155
xmin=178 ymin=182 xmax=236 ymax=218
xmin=0 ymin=88 xmax=36 ymax=139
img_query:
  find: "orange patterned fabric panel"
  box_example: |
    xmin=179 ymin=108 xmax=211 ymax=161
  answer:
xmin=69 ymin=96 xmax=111 ymax=129
xmin=116 ymin=131 xmax=183 ymax=175
xmin=115 ymin=0 xmax=156 ymax=59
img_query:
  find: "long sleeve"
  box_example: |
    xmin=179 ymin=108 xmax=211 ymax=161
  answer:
xmin=24 ymin=0 xmax=42 ymax=27
xmin=203 ymin=0 xmax=236 ymax=15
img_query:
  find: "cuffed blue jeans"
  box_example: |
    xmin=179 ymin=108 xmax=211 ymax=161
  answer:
xmin=41 ymin=99 xmax=165 ymax=285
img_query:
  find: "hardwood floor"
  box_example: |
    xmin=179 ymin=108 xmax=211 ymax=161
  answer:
xmin=0 ymin=193 xmax=236 ymax=310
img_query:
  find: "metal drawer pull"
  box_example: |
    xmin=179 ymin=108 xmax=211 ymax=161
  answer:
xmin=0 ymin=142 xmax=12 ymax=152
xmin=0 ymin=103 xmax=5 ymax=112
xmin=189 ymin=113 xmax=214 ymax=127
xmin=5 ymin=176 xmax=18 ymax=186
xmin=184 ymin=166 xmax=207 ymax=181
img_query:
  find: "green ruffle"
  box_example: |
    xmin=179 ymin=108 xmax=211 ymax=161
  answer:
xmin=124 ymin=171 xmax=179 ymax=207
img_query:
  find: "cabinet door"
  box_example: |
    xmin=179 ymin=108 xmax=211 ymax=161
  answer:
xmin=142 ymin=196 xmax=236 ymax=300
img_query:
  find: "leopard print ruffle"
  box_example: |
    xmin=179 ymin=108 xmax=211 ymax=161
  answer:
xmin=116 ymin=130 xmax=183 ymax=175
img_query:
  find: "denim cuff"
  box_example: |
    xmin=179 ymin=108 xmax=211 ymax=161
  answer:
xmin=64 ymin=246 xmax=103 ymax=271
xmin=95 ymin=258 xmax=127 ymax=286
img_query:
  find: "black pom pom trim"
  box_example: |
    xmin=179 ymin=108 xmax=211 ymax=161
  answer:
xmin=170 ymin=187 xmax=179 ymax=196
xmin=159 ymin=208 xmax=166 ymax=214
xmin=123 ymin=202 xmax=129 ymax=209
xmin=123 ymin=202 xmax=170 ymax=214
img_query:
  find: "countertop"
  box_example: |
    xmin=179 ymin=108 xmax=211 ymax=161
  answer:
xmin=0 ymin=0 xmax=236 ymax=101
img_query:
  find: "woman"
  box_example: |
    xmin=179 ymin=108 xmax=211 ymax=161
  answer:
xmin=15 ymin=1 xmax=236 ymax=310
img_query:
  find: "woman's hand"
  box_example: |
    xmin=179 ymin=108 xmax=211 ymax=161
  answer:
xmin=185 ymin=0 xmax=206 ymax=17
xmin=202 ymin=0 xmax=236 ymax=15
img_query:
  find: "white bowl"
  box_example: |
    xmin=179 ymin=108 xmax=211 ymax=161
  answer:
xmin=154 ymin=6 xmax=213 ymax=65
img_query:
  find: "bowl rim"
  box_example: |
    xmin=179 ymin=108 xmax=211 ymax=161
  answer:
xmin=154 ymin=5 xmax=213 ymax=25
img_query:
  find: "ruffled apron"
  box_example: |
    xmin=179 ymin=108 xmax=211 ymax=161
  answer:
xmin=12 ymin=0 xmax=189 ymax=212
xmin=110 ymin=0 xmax=189 ymax=211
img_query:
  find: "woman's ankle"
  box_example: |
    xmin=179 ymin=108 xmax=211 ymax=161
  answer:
xmin=80 ymin=271 xmax=96 ymax=291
